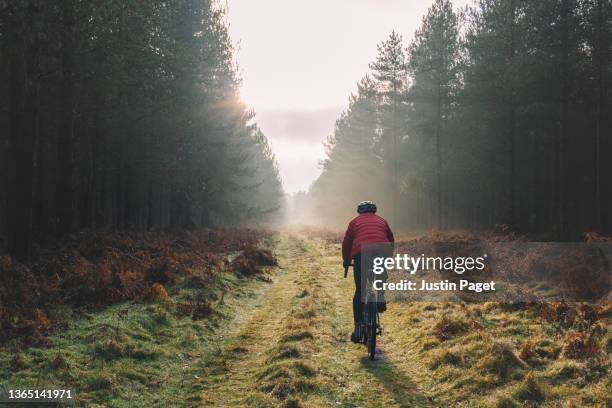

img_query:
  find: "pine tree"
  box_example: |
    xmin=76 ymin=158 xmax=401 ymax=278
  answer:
xmin=311 ymin=76 xmax=382 ymax=224
xmin=0 ymin=0 xmax=284 ymax=259
xmin=407 ymin=0 xmax=460 ymax=230
xmin=369 ymin=31 xmax=409 ymax=224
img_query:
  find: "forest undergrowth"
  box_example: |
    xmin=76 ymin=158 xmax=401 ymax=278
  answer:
xmin=0 ymin=229 xmax=276 ymax=346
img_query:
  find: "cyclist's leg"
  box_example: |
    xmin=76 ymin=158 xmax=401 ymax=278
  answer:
xmin=351 ymin=254 xmax=362 ymax=343
xmin=374 ymin=249 xmax=388 ymax=313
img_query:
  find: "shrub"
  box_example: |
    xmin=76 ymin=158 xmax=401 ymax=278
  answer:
xmin=578 ymin=303 xmax=598 ymax=324
xmin=519 ymin=341 xmax=534 ymax=362
xmin=232 ymin=245 xmax=278 ymax=276
xmin=561 ymin=331 xmax=600 ymax=360
xmin=540 ymin=301 xmax=576 ymax=328
xmin=147 ymin=282 xmax=169 ymax=301
xmin=232 ymin=255 xmax=260 ymax=276
xmin=242 ymin=245 xmax=278 ymax=266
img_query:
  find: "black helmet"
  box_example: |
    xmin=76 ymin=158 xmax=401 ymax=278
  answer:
xmin=357 ymin=201 xmax=377 ymax=214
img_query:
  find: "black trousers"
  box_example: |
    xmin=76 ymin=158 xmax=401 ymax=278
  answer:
xmin=352 ymin=254 xmax=363 ymax=328
xmin=352 ymin=253 xmax=387 ymax=329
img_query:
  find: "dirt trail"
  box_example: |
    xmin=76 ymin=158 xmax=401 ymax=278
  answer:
xmin=198 ymin=231 xmax=436 ymax=407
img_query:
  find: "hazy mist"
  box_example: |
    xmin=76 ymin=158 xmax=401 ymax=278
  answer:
xmin=227 ymin=0 xmax=473 ymax=193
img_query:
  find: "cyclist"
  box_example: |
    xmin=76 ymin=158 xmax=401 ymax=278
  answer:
xmin=342 ymin=201 xmax=394 ymax=343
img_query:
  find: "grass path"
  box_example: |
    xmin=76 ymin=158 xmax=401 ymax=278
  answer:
xmin=198 ymin=231 xmax=436 ymax=407
xmin=190 ymin=231 xmax=611 ymax=407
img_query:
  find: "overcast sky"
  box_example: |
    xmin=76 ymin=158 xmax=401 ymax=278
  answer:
xmin=227 ymin=0 xmax=472 ymax=193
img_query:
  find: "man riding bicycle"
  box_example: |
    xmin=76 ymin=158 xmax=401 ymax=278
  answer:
xmin=342 ymin=201 xmax=394 ymax=343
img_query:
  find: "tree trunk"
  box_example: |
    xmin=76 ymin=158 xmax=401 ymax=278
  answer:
xmin=558 ymin=0 xmax=571 ymax=240
xmin=58 ymin=0 xmax=75 ymax=236
xmin=435 ymin=82 xmax=443 ymax=230
xmin=7 ymin=6 xmax=40 ymax=260
xmin=593 ymin=0 xmax=606 ymax=231
xmin=507 ymin=0 xmax=517 ymax=229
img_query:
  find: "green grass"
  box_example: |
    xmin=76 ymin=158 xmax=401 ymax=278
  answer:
xmin=0 ymin=263 xmax=279 ymax=407
xmin=1 ymin=231 xmax=610 ymax=407
xmin=381 ymin=299 xmax=611 ymax=407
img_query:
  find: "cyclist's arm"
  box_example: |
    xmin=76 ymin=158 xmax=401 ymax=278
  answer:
xmin=342 ymin=221 xmax=354 ymax=265
xmin=385 ymin=222 xmax=395 ymax=243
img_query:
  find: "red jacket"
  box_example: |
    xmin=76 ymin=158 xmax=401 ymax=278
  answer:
xmin=342 ymin=213 xmax=394 ymax=263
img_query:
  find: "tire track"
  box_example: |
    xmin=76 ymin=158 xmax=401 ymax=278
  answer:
xmin=197 ymin=232 xmax=435 ymax=407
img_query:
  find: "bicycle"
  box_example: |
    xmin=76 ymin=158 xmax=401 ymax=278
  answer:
xmin=344 ymin=263 xmax=382 ymax=360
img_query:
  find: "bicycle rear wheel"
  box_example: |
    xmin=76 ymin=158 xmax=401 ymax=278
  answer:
xmin=367 ymin=302 xmax=377 ymax=360
xmin=367 ymin=323 xmax=376 ymax=360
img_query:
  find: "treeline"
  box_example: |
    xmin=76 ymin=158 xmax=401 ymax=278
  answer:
xmin=311 ymin=0 xmax=612 ymax=239
xmin=0 ymin=0 xmax=283 ymax=260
